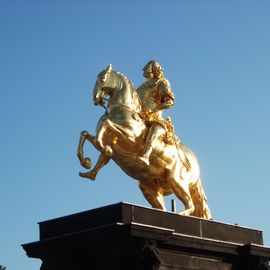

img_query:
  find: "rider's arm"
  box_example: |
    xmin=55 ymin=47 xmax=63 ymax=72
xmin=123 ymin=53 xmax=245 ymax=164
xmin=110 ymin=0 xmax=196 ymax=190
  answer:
xmin=158 ymin=96 xmax=174 ymax=110
xmin=150 ymin=79 xmax=174 ymax=113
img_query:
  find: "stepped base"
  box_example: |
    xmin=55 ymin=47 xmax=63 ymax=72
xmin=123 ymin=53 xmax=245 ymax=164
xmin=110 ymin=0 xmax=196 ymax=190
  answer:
xmin=22 ymin=202 xmax=270 ymax=269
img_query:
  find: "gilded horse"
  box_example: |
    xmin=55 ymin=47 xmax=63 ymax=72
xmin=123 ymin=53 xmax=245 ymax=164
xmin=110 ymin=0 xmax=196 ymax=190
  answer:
xmin=77 ymin=65 xmax=211 ymax=219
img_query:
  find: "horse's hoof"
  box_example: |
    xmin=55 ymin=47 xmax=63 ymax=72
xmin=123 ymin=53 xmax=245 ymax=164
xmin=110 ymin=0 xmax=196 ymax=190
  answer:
xmin=179 ymin=206 xmax=195 ymax=216
xmin=87 ymin=171 xmax=97 ymax=180
xmin=82 ymin=157 xmax=92 ymax=169
xmin=79 ymin=172 xmax=96 ymax=181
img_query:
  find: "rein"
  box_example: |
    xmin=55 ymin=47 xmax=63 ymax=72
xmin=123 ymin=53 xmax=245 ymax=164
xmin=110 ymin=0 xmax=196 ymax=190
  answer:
xmin=100 ymin=93 xmax=142 ymax=116
xmin=101 ymin=101 xmax=141 ymax=117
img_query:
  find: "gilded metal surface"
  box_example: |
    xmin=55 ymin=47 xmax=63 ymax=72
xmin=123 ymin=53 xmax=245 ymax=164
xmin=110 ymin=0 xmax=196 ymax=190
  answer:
xmin=77 ymin=62 xmax=212 ymax=219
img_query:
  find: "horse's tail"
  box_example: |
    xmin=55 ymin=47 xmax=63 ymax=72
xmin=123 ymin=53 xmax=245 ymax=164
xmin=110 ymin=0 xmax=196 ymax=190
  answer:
xmin=190 ymin=177 xmax=212 ymax=219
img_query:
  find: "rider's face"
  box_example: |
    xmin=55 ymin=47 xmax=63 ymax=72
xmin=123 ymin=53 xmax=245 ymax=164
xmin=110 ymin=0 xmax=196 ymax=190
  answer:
xmin=143 ymin=70 xmax=153 ymax=79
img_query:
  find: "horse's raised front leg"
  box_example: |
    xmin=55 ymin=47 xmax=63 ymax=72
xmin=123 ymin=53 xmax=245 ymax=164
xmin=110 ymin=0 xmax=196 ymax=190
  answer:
xmin=95 ymin=120 xmax=114 ymax=157
xmin=79 ymin=153 xmax=110 ymax=180
xmin=78 ymin=130 xmax=111 ymax=181
xmin=96 ymin=121 xmax=108 ymax=150
xmin=77 ymin=130 xmax=93 ymax=169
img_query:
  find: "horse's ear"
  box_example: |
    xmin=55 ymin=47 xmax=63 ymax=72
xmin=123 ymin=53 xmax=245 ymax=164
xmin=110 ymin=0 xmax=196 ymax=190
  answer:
xmin=105 ymin=64 xmax=112 ymax=73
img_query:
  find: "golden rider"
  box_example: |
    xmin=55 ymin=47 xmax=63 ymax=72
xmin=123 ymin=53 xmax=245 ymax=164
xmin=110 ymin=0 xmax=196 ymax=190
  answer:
xmin=136 ymin=60 xmax=175 ymax=166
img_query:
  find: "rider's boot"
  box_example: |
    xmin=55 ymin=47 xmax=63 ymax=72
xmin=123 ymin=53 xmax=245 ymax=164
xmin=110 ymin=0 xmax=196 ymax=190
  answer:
xmin=137 ymin=144 xmax=153 ymax=166
xmin=137 ymin=124 xmax=164 ymax=166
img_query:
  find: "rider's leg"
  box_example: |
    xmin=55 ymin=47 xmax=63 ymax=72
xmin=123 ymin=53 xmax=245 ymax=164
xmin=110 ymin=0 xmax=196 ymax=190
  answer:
xmin=79 ymin=153 xmax=110 ymax=180
xmin=138 ymin=123 xmax=165 ymax=165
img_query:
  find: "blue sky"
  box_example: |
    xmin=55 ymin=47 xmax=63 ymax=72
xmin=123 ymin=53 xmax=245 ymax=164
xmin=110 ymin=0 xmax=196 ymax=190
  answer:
xmin=1 ymin=1 xmax=270 ymax=269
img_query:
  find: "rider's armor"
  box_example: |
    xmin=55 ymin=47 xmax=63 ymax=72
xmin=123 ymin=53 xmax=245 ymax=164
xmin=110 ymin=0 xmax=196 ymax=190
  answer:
xmin=137 ymin=77 xmax=174 ymax=124
xmin=137 ymin=76 xmax=175 ymax=144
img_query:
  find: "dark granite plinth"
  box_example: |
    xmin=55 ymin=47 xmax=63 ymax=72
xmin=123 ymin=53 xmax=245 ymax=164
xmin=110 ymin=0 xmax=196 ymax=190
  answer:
xmin=22 ymin=202 xmax=270 ymax=270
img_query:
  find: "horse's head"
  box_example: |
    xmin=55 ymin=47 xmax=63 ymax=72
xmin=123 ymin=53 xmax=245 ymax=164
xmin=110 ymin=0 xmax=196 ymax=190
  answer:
xmin=93 ymin=64 xmax=141 ymax=113
xmin=93 ymin=64 xmax=116 ymax=106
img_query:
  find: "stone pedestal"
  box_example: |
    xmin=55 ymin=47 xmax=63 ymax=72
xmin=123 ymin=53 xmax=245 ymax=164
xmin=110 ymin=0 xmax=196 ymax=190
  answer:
xmin=22 ymin=202 xmax=270 ymax=269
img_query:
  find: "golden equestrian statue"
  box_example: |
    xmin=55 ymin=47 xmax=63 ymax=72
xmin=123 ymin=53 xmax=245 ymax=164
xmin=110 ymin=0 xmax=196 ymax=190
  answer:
xmin=77 ymin=61 xmax=212 ymax=219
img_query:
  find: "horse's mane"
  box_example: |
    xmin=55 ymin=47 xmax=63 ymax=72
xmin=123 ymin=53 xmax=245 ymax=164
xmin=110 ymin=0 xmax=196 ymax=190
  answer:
xmin=114 ymin=71 xmax=135 ymax=90
xmin=112 ymin=70 xmax=142 ymax=111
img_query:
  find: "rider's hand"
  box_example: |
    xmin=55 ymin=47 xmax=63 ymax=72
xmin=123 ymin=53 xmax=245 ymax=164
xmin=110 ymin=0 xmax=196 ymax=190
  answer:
xmin=99 ymin=98 xmax=106 ymax=106
xmin=140 ymin=109 xmax=151 ymax=119
xmin=147 ymin=110 xmax=155 ymax=116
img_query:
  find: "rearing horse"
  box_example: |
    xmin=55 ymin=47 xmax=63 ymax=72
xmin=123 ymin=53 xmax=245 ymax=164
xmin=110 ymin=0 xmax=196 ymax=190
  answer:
xmin=77 ymin=65 xmax=212 ymax=219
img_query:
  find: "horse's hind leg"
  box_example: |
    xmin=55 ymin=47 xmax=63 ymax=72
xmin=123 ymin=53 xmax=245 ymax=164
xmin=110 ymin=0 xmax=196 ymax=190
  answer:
xmin=171 ymin=180 xmax=194 ymax=216
xmin=168 ymin=167 xmax=195 ymax=216
xmin=139 ymin=181 xmax=166 ymax=211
